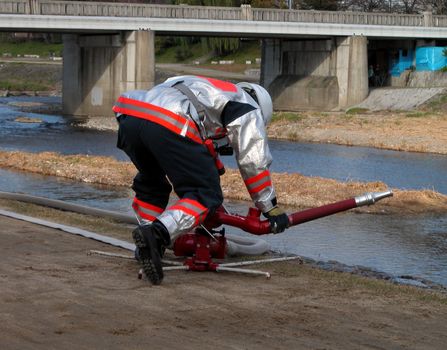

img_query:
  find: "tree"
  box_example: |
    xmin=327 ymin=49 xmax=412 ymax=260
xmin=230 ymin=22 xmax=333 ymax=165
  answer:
xmin=424 ymin=0 xmax=447 ymax=14
xmin=400 ymin=0 xmax=421 ymax=13
xmin=296 ymin=0 xmax=338 ymax=10
xmin=338 ymin=0 xmax=393 ymax=12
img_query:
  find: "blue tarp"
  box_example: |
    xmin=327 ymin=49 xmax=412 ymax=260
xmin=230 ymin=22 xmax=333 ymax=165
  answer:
xmin=415 ymin=46 xmax=447 ymax=71
xmin=389 ymin=49 xmax=414 ymax=77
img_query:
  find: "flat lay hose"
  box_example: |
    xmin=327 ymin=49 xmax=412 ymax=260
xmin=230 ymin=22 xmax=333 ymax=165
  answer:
xmin=0 ymin=191 xmax=270 ymax=256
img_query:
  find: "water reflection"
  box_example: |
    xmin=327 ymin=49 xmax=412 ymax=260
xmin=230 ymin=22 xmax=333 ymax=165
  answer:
xmin=223 ymin=141 xmax=447 ymax=194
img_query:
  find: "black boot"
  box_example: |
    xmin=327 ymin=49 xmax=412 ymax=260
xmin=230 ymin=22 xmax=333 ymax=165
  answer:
xmin=132 ymin=221 xmax=171 ymax=285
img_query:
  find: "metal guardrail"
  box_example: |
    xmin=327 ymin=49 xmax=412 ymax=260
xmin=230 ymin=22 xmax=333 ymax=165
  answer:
xmin=1 ymin=0 xmax=447 ymax=27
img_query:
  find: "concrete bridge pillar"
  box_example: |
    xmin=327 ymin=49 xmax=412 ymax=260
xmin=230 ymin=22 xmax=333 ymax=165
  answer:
xmin=62 ymin=30 xmax=154 ymax=118
xmin=260 ymin=39 xmax=282 ymax=89
xmin=261 ymin=35 xmax=368 ymax=110
xmin=336 ymin=36 xmax=368 ymax=108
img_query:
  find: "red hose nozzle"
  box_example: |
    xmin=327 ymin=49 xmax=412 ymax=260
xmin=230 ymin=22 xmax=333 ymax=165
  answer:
xmin=206 ymin=190 xmax=393 ymax=235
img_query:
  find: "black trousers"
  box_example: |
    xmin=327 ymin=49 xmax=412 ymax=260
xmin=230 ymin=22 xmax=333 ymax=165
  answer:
xmin=117 ymin=115 xmax=223 ymax=217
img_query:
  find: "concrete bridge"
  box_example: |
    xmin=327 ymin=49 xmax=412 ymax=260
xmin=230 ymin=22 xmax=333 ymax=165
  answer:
xmin=1 ymin=0 xmax=447 ymax=116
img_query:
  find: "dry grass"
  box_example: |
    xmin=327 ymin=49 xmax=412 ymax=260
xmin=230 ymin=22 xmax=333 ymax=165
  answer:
xmin=0 ymin=151 xmax=134 ymax=186
xmin=1 ymin=150 xmax=446 ymax=214
xmin=268 ymin=112 xmax=447 ymax=155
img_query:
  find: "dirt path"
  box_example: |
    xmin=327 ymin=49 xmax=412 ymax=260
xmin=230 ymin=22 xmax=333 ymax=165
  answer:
xmin=1 ymin=214 xmax=447 ymax=350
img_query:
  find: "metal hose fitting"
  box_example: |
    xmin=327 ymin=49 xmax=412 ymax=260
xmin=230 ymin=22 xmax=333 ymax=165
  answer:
xmin=354 ymin=190 xmax=393 ymax=207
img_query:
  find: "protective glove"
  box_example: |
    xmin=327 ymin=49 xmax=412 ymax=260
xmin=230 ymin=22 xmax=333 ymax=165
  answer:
xmin=264 ymin=207 xmax=289 ymax=234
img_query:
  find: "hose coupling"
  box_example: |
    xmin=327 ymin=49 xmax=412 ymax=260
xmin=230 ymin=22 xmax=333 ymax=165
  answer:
xmin=355 ymin=190 xmax=393 ymax=207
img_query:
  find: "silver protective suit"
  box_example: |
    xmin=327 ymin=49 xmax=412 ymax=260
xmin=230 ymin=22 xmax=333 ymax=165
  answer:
xmin=114 ymin=75 xmax=276 ymax=239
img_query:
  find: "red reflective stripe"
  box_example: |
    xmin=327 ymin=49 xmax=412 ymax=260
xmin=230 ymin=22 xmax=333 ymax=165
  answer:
xmin=179 ymin=198 xmax=208 ymax=213
xmin=132 ymin=198 xmax=164 ymax=214
xmin=168 ymin=199 xmax=208 ymax=225
xmin=136 ymin=210 xmax=157 ymax=222
xmin=117 ymin=97 xmax=187 ymax=126
xmin=169 ymin=205 xmax=201 ymax=225
xmin=185 ymin=129 xmax=203 ymax=144
xmin=114 ymin=103 xmax=203 ymax=145
xmin=198 ymin=76 xmax=237 ymax=92
xmin=114 ymin=105 xmax=181 ymax=132
xmin=245 ymin=170 xmax=270 ymax=186
xmin=170 ymin=204 xmax=197 ymax=217
xmin=248 ymin=180 xmax=272 ymax=194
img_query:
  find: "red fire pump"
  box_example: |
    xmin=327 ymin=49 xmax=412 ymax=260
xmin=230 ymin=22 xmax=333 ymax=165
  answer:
xmin=167 ymin=191 xmax=393 ymax=277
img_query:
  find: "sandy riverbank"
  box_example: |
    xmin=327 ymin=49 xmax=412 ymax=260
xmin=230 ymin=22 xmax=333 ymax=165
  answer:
xmin=73 ymin=104 xmax=447 ymax=155
xmin=0 ymin=205 xmax=447 ymax=350
xmin=269 ymin=110 xmax=447 ymax=155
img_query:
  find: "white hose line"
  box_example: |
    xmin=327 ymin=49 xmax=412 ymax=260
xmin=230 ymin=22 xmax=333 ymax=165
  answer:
xmin=89 ymin=250 xmax=134 ymax=259
xmin=0 ymin=191 xmax=137 ymax=224
xmin=0 ymin=209 xmax=135 ymax=251
xmin=225 ymin=233 xmax=270 ymax=256
xmin=0 ymin=191 xmax=270 ymax=256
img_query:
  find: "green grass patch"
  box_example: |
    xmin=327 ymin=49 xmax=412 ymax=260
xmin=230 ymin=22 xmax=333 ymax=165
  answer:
xmin=271 ymin=112 xmax=304 ymax=123
xmin=156 ymin=41 xmax=207 ymax=63
xmin=155 ymin=40 xmax=261 ymax=65
xmin=345 ymin=107 xmax=369 ymax=115
xmin=209 ymin=41 xmax=261 ymax=64
xmin=155 ymin=45 xmax=180 ymax=63
xmin=0 ymin=41 xmax=62 ymax=58
xmin=422 ymin=92 xmax=447 ymax=112
xmin=405 ymin=111 xmax=431 ymax=118
xmin=0 ymin=80 xmax=51 ymax=91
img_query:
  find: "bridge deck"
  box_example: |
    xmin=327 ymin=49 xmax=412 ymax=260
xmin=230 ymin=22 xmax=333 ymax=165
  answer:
xmin=1 ymin=1 xmax=446 ymax=38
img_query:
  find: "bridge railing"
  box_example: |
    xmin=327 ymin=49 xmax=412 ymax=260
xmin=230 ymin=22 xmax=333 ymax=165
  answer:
xmin=40 ymin=2 xmax=243 ymax=20
xmin=1 ymin=0 xmax=244 ymax=19
xmin=434 ymin=15 xmax=447 ymax=27
xmin=252 ymin=8 xmax=425 ymax=27
xmin=2 ymin=0 xmax=447 ymax=28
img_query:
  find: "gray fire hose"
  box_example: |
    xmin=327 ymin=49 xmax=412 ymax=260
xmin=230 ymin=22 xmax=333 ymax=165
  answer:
xmin=0 ymin=191 xmax=270 ymax=256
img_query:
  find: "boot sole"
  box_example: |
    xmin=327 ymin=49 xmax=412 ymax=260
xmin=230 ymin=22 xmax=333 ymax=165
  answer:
xmin=132 ymin=228 xmax=163 ymax=285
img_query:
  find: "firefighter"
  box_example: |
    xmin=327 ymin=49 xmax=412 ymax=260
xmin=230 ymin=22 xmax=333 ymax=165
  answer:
xmin=113 ymin=75 xmax=289 ymax=284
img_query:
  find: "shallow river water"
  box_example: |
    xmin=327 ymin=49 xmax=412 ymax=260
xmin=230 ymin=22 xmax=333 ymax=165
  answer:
xmin=1 ymin=96 xmax=446 ymax=287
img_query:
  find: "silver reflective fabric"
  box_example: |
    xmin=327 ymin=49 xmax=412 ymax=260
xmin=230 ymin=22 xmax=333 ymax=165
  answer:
xmin=116 ymin=76 xmax=276 ymax=236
